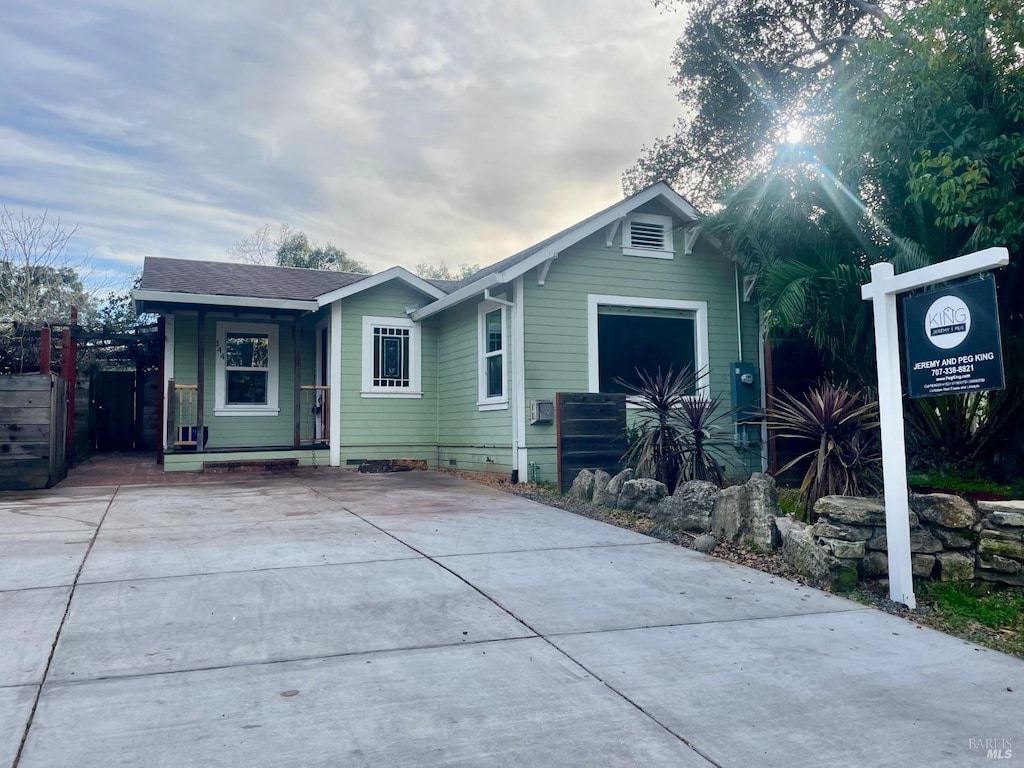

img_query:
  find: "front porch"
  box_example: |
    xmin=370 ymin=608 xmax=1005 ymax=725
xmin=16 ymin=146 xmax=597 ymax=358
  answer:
xmin=158 ymin=308 xmax=337 ymax=471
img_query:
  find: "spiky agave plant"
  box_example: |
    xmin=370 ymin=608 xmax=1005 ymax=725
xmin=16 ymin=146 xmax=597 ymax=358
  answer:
xmin=618 ymin=367 xmax=692 ymax=493
xmin=765 ymin=382 xmax=880 ymax=520
xmin=618 ymin=366 xmax=731 ymax=492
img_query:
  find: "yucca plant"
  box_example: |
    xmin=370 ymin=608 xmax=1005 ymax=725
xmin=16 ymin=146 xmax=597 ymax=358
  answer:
xmin=618 ymin=366 xmax=730 ymax=492
xmin=765 ymin=382 xmax=881 ymax=520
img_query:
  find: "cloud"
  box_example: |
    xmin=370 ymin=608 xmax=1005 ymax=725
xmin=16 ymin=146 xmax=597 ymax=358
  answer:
xmin=0 ymin=0 xmax=683 ymax=276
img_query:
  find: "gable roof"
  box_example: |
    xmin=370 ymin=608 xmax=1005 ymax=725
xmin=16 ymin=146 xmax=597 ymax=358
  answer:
xmin=410 ymin=181 xmax=702 ymax=321
xmin=451 ymin=182 xmax=702 ymax=290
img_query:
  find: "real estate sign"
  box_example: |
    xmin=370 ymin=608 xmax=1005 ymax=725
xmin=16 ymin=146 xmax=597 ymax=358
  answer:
xmin=903 ymin=275 xmax=1004 ymax=399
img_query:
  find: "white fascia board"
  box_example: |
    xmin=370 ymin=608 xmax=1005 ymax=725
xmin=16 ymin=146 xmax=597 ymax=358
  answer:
xmin=132 ymin=289 xmax=317 ymax=312
xmin=409 ymin=272 xmax=504 ymax=321
xmin=315 ymin=266 xmax=445 ymax=307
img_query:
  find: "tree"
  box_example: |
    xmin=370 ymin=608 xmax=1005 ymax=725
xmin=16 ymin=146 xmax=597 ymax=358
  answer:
xmin=228 ymin=224 xmax=369 ymax=273
xmin=414 ymin=262 xmax=479 ymax=281
xmin=653 ymin=0 xmax=1024 ymax=476
xmin=624 ymin=0 xmax=892 ymax=206
xmin=0 ymin=207 xmax=95 ymax=374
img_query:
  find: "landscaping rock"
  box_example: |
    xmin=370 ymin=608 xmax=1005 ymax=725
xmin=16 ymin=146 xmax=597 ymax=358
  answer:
xmin=780 ymin=520 xmax=854 ymax=589
xmin=935 ymin=552 xmax=974 ymax=581
xmin=978 ymin=536 xmax=1024 ymax=560
xmin=912 ymin=554 xmax=936 ymax=578
xmin=591 ymin=470 xmax=611 ymax=505
xmin=745 ymin=473 xmax=781 ymax=549
xmin=988 ymin=511 xmax=1024 ymax=528
xmin=619 ymin=478 xmax=668 ymax=513
xmin=976 ymin=569 xmax=1024 ymax=586
xmin=818 ymin=537 xmax=865 ymax=559
xmin=910 ymin=493 xmax=978 ymax=529
xmin=934 ymin=527 xmax=975 ymax=549
xmin=977 ymin=554 xmax=1022 ymax=574
xmin=568 ymin=470 xmax=595 ymax=502
xmin=814 ymin=496 xmax=886 ymax=526
xmin=651 ymin=481 xmax=719 ymax=532
xmin=811 ymin=521 xmax=873 ymax=542
xmin=866 ymin=526 xmax=943 ymax=553
xmin=862 ymin=551 xmax=889 ymax=577
xmin=711 ymin=485 xmax=748 ymax=542
xmin=978 ymin=500 xmax=1024 ymax=525
xmin=693 ymin=534 xmax=717 ymax=553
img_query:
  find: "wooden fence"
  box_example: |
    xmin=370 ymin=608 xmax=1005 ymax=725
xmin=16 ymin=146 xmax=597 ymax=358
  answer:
xmin=0 ymin=374 xmax=69 ymax=490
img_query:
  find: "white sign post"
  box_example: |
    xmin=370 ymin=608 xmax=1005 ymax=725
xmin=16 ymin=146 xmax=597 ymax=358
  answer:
xmin=861 ymin=247 xmax=1009 ymax=608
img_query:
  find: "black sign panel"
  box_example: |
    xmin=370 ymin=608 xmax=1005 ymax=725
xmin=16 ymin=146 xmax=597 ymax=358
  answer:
xmin=903 ymin=274 xmax=1004 ymax=398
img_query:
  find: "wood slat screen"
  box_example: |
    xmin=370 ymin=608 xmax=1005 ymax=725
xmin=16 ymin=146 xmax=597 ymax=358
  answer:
xmin=556 ymin=392 xmax=627 ymax=492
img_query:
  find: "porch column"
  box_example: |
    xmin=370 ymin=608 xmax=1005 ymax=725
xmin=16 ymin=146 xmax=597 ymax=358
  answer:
xmin=329 ymin=300 xmax=342 ymax=467
xmin=195 ymin=310 xmax=205 ymax=454
xmin=293 ymin=319 xmax=302 ymax=448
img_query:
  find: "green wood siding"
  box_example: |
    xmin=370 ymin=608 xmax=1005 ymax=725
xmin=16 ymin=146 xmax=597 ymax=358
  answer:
xmin=436 ymin=299 xmax=514 ymax=475
xmin=520 ymin=219 xmax=762 ymax=482
xmin=337 ymin=283 xmax=439 ymax=466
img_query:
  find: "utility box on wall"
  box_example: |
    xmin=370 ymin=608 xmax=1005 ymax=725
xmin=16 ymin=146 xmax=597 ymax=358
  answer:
xmin=530 ymin=399 xmax=554 ymax=425
xmin=731 ymin=362 xmax=759 ymax=423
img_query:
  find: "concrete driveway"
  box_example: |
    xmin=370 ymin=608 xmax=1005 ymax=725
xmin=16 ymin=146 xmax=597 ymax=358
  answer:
xmin=1 ymin=470 xmax=1021 ymax=767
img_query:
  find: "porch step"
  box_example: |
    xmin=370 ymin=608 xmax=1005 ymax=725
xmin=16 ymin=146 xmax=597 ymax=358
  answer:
xmin=357 ymin=458 xmax=428 ymax=474
xmin=202 ymin=458 xmax=300 ymax=474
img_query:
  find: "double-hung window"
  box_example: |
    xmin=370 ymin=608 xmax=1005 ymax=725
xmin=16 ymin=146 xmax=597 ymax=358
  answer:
xmin=361 ymin=316 xmax=421 ymax=397
xmin=215 ymin=322 xmax=280 ymax=416
xmin=478 ymin=302 xmax=507 ymax=409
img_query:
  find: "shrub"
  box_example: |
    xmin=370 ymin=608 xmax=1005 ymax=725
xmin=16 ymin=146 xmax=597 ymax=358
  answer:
xmin=618 ymin=366 xmax=731 ymax=492
xmin=765 ymin=382 xmax=880 ymax=520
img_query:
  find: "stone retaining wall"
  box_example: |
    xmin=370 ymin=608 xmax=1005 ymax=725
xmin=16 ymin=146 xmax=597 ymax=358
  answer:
xmin=566 ymin=467 xmax=1024 ymax=589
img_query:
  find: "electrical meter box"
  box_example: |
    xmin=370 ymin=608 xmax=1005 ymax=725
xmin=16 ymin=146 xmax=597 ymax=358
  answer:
xmin=730 ymin=362 xmax=758 ymax=422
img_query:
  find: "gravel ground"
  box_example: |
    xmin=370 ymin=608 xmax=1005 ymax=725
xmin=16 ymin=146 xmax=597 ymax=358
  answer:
xmin=444 ymin=470 xmax=1024 ymax=659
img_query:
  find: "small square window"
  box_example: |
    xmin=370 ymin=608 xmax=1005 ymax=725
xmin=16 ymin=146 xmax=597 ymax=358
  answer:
xmin=361 ymin=317 xmax=421 ymax=397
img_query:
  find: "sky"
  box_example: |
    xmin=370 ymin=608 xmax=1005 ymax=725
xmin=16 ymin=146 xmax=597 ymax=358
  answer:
xmin=1 ymin=0 xmax=685 ymax=287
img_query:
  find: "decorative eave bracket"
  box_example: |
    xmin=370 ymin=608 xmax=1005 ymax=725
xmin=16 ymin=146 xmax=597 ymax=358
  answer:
xmin=682 ymin=225 xmax=701 ymax=256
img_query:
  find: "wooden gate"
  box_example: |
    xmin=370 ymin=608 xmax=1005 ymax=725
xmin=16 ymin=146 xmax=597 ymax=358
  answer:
xmin=556 ymin=392 xmax=627 ymax=492
xmin=90 ymin=370 xmax=136 ymax=451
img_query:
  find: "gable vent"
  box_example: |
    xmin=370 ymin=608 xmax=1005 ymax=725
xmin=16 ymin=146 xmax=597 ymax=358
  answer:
xmin=629 ymin=221 xmax=666 ymax=249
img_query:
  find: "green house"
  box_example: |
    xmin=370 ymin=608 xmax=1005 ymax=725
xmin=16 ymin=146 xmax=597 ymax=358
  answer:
xmin=134 ymin=182 xmax=764 ymax=483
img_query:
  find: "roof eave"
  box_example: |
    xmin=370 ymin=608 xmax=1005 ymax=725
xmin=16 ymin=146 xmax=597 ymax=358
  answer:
xmin=409 ymin=272 xmax=504 ymax=321
xmin=132 ymin=289 xmax=318 ymax=312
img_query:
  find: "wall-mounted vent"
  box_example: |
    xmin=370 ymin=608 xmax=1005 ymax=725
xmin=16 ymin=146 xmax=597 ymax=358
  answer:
xmin=623 ymin=213 xmax=673 ymax=258
xmin=531 ymin=399 xmax=554 ymax=424
xmin=629 ymin=221 xmax=666 ymax=249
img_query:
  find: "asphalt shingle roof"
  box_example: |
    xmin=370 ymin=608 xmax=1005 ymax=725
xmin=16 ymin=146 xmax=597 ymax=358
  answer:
xmin=139 ymin=258 xmax=370 ymax=301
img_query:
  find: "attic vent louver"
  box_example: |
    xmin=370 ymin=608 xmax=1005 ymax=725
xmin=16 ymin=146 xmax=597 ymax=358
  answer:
xmin=629 ymin=221 xmax=666 ymax=249
xmin=622 ymin=213 xmax=674 ymax=259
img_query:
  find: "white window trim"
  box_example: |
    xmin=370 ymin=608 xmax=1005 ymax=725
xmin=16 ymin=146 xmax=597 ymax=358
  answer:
xmin=587 ymin=294 xmax=710 ymax=400
xmin=623 ymin=212 xmax=674 ymax=259
xmin=214 ymin=321 xmax=280 ymax=417
xmin=361 ymin=315 xmax=422 ymax=398
xmin=477 ymin=301 xmax=508 ymax=410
